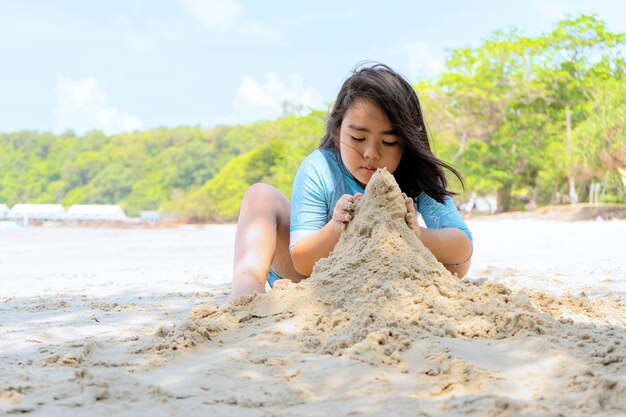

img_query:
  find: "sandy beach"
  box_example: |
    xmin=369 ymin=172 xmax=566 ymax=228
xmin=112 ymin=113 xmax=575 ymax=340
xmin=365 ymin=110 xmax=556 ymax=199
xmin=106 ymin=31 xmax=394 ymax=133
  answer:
xmin=1 ymin=177 xmax=625 ymax=416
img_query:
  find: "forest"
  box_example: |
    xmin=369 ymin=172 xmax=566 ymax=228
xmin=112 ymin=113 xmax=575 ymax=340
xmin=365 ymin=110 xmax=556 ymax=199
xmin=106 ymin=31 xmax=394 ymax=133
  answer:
xmin=0 ymin=14 xmax=624 ymax=220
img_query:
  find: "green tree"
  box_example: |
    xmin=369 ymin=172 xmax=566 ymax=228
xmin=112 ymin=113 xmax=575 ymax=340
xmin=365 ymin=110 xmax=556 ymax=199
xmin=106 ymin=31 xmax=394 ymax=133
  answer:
xmin=431 ymin=13 xmax=625 ymax=210
xmin=536 ymin=14 xmax=625 ymax=204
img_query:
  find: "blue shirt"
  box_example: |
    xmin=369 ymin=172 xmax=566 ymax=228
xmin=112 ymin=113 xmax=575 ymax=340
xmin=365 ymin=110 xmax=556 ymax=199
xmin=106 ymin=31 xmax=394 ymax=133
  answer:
xmin=289 ymin=147 xmax=472 ymax=251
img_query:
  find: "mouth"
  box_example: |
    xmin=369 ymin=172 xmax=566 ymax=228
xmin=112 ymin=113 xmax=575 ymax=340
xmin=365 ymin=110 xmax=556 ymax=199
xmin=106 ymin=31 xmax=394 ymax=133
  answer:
xmin=361 ymin=166 xmax=377 ymax=173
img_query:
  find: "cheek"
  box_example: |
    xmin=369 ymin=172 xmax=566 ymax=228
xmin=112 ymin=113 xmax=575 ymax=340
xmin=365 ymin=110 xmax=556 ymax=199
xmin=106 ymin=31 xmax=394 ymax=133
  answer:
xmin=340 ymin=141 xmax=361 ymax=162
xmin=389 ymin=147 xmax=404 ymax=164
xmin=339 ymin=146 xmax=353 ymax=168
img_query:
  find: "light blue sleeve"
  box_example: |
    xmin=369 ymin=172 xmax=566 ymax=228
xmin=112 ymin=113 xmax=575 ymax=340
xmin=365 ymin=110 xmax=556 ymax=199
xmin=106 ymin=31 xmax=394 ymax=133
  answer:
xmin=416 ymin=193 xmax=473 ymax=245
xmin=289 ymin=153 xmax=331 ymax=250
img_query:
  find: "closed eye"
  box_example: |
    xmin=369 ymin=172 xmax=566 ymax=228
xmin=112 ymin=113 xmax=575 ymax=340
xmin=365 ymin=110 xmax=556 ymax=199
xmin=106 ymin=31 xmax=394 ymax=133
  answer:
xmin=350 ymin=136 xmax=365 ymax=142
xmin=383 ymin=141 xmax=399 ymax=146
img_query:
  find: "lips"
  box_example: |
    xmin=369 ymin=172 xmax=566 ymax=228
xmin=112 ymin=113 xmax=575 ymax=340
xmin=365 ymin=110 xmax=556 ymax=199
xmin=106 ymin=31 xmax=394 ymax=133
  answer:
xmin=361 ymin=166 xmax=377 ymax=173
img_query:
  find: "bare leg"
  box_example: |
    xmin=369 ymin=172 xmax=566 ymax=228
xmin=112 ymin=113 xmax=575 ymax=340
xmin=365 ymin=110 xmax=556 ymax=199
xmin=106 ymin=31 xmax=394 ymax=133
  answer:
xmin=227 ymin=183 xmax=306 ymax=302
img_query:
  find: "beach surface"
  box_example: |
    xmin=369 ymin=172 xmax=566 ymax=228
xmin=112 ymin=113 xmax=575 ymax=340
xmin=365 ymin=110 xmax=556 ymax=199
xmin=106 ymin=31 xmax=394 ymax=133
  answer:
xmin=1 ymin=187 xmax=625 ymax=415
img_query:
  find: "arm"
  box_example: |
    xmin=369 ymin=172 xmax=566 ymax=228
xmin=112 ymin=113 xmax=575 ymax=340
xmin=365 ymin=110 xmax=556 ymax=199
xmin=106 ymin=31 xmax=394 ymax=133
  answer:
xmin=405 ymin=193 xmax=473 ymax=278
xmin=291 ymin=220 xmax=341 ymax=276
xmin=419 ymin=227 xmax=472 ymax=277
xmin=291 ymin=193 xmax=360 ymax=276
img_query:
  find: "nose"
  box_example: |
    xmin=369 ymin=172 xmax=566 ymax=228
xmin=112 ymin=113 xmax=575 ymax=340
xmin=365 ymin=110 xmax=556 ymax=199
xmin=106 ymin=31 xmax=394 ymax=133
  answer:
xmin=363 ymin=142 xmax=381 ymax=161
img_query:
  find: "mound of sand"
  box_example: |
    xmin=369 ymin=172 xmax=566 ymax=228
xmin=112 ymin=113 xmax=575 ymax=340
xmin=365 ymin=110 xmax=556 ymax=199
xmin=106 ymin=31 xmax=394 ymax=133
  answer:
xmin=135 ymin=169 xmax=626 ymax=415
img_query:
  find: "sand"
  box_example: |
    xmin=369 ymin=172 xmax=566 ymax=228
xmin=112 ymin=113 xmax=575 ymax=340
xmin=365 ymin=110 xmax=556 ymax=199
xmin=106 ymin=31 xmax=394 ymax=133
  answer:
xmin=1 ymin=171 xmax=625 ymax=416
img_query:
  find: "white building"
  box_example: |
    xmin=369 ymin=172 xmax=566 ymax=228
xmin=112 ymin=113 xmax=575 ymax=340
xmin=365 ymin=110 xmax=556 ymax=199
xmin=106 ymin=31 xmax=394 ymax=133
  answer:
xmin=0 ymin=204 xmax=9 ymax=219
xmin=66 ymin=204 xmax=128 ymax=221
xmin=9 ymin=204 xmax=66 ymax=220
xmin=139 ymin=210 xmax=161 ymax=223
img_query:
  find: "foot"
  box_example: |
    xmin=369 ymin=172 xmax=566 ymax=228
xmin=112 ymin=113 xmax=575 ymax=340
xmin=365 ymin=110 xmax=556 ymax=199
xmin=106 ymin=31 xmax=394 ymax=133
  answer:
xmin=273 ymin=278 xmax=293 ymax=289
xmin=222 ymin=287 xmax=264 ymax=307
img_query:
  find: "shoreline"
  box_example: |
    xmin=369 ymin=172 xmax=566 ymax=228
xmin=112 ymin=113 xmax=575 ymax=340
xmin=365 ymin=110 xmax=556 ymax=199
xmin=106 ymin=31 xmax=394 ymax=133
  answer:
xmin=3 ymin=203 xmax=626 ymax=230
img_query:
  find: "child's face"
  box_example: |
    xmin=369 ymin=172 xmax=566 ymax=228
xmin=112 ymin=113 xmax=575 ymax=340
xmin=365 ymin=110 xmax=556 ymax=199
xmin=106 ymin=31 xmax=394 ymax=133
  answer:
xmin=338 ymin=98 xmax=404 ymax=187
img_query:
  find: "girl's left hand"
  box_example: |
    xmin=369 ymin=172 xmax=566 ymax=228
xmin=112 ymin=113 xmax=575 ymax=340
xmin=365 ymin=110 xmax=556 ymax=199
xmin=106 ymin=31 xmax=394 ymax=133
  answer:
xmin=402 ymin=193 xmax=420 ymax=238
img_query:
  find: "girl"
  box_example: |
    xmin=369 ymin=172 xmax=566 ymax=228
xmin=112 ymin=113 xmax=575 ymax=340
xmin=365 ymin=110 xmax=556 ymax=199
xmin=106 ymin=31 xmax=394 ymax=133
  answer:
xmin=227 ymin=63 xmax=473 ymax=301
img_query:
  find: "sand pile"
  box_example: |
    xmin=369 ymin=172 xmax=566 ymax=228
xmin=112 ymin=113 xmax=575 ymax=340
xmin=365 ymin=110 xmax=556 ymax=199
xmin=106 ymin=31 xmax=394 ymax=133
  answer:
xmin=142 ymin=168 xmax=625 ymax=415
xmin=290 ymin=168 xmax=559 ymax=362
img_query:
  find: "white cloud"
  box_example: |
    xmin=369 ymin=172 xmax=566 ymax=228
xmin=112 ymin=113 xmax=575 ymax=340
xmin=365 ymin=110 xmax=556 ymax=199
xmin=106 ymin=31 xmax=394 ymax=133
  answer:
xmin=178 ymin=0 xmax=242 ymax=30
xmin=238 ymin=21 xmax=282 ymax=41
xmin=178 ymin=0 xmax=281 ymax=42
xmin=404 ymin=42 xmax=444 ymax=82
xmin=112 ymin=15 xmax=156 ymax=54
xmin=54 ymin=76 xmax=143 ymax=135
xmin=233 ymin=73 xmax=324 ymax=121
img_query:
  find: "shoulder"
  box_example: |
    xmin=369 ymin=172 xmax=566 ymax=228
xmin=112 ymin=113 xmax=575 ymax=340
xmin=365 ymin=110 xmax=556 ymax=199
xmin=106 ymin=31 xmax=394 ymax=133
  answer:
xmin=299 ymin=147 xmax=337 ymax=171
xmin=295 ymin=147 xmax=341 ymax=187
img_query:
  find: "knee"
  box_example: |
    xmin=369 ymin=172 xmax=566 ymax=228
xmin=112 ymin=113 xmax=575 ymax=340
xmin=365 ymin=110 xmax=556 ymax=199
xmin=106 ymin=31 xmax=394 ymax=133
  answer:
xmin=241 ymin=183 xmax=289 ymax=220
xmin=243 ymin=183 xmax=279 ymax=204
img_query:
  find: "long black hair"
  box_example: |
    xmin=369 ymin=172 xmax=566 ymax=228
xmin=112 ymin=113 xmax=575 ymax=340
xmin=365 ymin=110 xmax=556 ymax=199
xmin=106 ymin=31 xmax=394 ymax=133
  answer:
xmin=319 ymin=62 xmax=463 ymax=203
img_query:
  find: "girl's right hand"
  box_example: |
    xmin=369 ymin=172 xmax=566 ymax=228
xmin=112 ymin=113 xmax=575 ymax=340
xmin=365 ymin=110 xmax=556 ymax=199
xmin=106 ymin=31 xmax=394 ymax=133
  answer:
xmin=332 ymin=193 xmax=362 ymax=231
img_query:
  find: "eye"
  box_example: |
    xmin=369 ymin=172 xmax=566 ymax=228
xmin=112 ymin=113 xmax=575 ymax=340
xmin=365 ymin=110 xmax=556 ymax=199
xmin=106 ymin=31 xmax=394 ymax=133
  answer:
xmin=382 ymin=141 xmax=399 ymax=146
xmin=350 ymin=136 xmax=365 ymax=142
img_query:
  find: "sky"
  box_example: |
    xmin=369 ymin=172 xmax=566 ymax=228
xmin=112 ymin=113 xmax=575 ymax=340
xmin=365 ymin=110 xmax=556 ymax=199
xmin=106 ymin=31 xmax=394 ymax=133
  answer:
xmin=1 ymin=0 xmax=625 ymax=135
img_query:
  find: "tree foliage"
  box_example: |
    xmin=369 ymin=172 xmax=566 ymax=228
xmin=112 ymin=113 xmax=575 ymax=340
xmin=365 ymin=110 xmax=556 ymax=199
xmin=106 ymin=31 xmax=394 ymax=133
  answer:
xmin=427 ymin=13 xmax=625 ymax=210
xmin=0 ymin=113 xmax=324 ymax=219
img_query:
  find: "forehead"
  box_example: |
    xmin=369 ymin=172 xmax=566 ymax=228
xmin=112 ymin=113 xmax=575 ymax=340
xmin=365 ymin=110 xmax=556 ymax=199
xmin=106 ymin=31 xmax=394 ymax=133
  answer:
xmin=343 ymin=98 xmax=391 ymax=127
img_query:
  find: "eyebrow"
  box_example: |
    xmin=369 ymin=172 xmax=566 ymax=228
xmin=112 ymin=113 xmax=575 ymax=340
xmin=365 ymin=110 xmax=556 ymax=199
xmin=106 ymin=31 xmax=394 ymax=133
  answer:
xmin=347 ymin=124 xmax=398 ymax=136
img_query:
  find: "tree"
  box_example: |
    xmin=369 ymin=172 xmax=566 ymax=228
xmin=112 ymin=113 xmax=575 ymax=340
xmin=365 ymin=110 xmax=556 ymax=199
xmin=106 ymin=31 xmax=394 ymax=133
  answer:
xmin=430 ymin=14 xmax=625 ymax=210
xmin=537 ymin=14 xmax=625 ymax=204
xmin=436 ymin=29 xmax=545 ymax=210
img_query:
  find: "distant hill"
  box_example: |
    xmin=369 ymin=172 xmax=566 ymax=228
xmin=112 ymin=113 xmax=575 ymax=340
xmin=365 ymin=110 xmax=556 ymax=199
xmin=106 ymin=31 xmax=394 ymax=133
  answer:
xmin=0 ymin=112 xmax=325 ymax=220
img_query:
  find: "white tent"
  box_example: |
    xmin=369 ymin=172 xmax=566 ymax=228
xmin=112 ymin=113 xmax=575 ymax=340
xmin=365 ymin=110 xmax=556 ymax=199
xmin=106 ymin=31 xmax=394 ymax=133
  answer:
xmin=66 ymin=205 xmax=128 ymax=221
xmin=9 ymin=204 xmax=66 ymax=220
xmin=0 ymin=204 xmax=9 ymax=219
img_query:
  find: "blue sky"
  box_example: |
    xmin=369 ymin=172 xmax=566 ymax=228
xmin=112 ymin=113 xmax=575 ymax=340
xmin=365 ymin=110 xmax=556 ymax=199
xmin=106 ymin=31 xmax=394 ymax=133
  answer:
xmin=1 ymin=0 xmax=624 ymax=135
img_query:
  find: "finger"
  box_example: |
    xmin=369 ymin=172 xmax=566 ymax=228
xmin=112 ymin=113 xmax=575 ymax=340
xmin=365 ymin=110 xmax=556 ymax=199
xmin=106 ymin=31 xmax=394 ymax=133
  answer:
xmin=339 ymin=195 xmax=352 ymax=210
xmin=340 ymin=212 xmax=352 ymax=223
xmin=333 ymin=211 xmax=351 ymax=223
xmin=405 ymin=212 xmax=417 ymax=224
xmin=404 ymin=196 xmax=415 ymax=212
